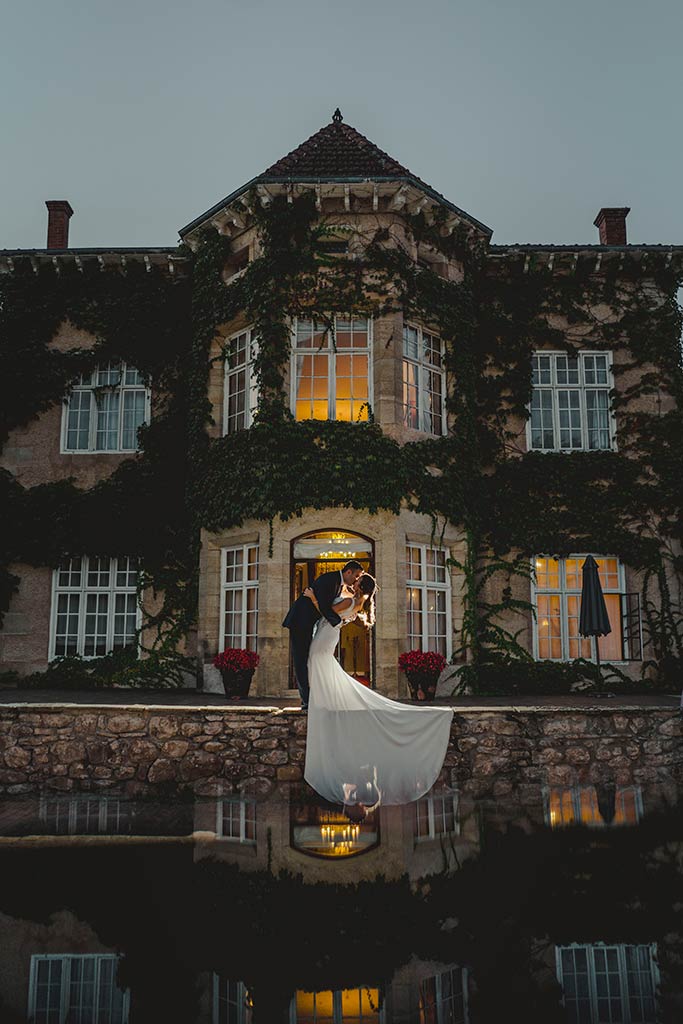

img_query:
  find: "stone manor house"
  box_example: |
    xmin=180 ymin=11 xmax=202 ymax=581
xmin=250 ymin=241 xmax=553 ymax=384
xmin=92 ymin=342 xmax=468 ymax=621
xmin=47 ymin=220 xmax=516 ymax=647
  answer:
xmin=1 ymin=111 xmax=681 ymax=695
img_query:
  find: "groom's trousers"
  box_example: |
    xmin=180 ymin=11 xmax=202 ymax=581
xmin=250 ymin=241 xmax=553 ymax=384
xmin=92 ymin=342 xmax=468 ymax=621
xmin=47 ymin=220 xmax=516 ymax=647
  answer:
xmin=290 ymin=627 xmax=312 ymax=708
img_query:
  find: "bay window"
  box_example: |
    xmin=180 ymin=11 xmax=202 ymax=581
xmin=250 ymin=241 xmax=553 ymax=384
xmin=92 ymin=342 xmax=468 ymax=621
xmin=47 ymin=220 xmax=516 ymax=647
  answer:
xmin=292 ymin=317 xmax=371 ymax=422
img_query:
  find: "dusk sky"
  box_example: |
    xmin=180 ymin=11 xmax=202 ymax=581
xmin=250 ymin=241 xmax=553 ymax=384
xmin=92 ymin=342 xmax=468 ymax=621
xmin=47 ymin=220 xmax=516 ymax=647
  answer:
xmin=2 ymin=0 xmax=682 ymax=250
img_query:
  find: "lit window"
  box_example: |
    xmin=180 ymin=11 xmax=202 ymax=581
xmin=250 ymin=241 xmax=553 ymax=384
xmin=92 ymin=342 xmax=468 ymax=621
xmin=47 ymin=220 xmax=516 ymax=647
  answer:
xmin=28 ymin=955 xmax=130 ymax=1024
xmin=51 ymin=556 xmax=139 ymax=659
xmin=545 ymin=786 xmax=643 ymax=828
xmin=419 ymin=966 xmax=468 ymax=1024
xmin=62 ymin=363 xmax=150 ymax=453
xmin=39 ymin=795 xmax=135 ymax=835
xmin=533 ymin=556 xmax=640 ymax=662
xmin=213 ymin=976 xmax=252 ymax=1024
xmin=223 ymin=328 xmax=258 ymax=434
xmin=406 ymin=545 xmax=451 ymax=658
xmin=529 ymin=352 xmax=613 ymax=451
xmin=292 ymin=317 xmax=371 ymax=422
xmin=556 ymin=944 xmax=657 ymax=1024
xmin=217 ymin=797 xmax=256 ymax=844
xmin=403 ymin=325 xmax=446 ymax=435
xmin=291 ymin=987 xmax=383 ymax=1022
xmin=415 ymin=788 xmax=459 ymax=842
xmin=220 ymin=545 xmax=259 ymax=652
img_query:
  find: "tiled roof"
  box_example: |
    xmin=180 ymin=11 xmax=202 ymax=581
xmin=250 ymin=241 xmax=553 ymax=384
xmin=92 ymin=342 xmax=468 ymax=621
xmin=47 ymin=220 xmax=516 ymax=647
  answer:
xmin=262 ymin=109 xmax=415 ymax=180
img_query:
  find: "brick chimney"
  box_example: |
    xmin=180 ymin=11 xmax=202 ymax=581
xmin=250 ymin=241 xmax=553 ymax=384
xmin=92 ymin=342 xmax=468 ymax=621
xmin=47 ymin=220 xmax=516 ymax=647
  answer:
xmin=593 ymin=207 xmax=630 ymax=246
xmin=45 ymin=200 xmax=74 ymax=248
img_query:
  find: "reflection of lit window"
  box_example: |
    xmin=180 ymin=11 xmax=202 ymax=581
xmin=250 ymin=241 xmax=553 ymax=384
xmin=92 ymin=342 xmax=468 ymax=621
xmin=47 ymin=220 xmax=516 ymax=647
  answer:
xmin=220 ymin=545 xmax=259 ymax=652
xmin=291 ymin=987 xmax=383 ymax=1022
xmin=290 ymin=797 xmax=379 ymax=859
xmin=213 ymin=975 xmax=252 ymax=1024
xmin=217 ymin=798 xmax=256 ymax=844
xmin=419 ymin=967 xmax=468 ymax=1024
xmin=529 ymin=352 xmax=613 ymax=451
xmin=39 ymin=795 xmax=134 ymax=835
xmin=406 ymin=545 xmax=451 ymax=658
xmin=51 ymin=556 xmax=139 ymax=659
xmin=402 ymin=324 xmax=446 ymax=436
xmin=29 ymin=955 xmax=130 ymax=1023
xmin=223 ymin=328 xmax=258 ymax=434
xmin=545 ymin=786 xmax=642 ymax=828
xmin=556 ymin=944 xmax=657 ymax=1024
xmin=415 ymin=788 xmax=459 ymax=842
xmin=62 ymin=363 xmax=150 ymax=453
xmin=533 ymin=556 xmax=635 ymax=662
xmin=292 ymin=317 xmax=371 ymax=422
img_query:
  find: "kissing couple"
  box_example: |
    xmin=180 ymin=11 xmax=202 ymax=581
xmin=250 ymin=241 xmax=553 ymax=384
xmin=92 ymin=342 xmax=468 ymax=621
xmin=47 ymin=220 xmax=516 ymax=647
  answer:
xmin=283 ymin=560 xmax=454 ymax=809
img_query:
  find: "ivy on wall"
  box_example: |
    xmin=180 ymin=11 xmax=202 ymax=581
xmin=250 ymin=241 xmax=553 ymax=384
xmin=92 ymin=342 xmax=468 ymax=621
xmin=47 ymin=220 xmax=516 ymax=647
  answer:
xmin=1 ymin=191 xmax=682 ymax=690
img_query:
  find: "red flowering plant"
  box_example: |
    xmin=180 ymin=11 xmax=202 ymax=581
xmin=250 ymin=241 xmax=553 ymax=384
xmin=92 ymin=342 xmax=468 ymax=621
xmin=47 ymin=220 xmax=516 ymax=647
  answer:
xmin=398 ymin=650 xmax=448 ymax=701
xmin=213 ymin=648 xmax=260 ymax=673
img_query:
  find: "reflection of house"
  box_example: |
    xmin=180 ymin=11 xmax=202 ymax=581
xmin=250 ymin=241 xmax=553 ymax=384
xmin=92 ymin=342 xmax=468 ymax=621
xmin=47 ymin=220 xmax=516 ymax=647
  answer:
xmin=555 ymin=944 xmax=658 ymax=1023
xmin=28 ymin=954 xmax=130 ymax=1023
xmin=0 ymin=793 xmax=194 ymax=842
xmin=192 ymin=781 xmax=475 ymax=882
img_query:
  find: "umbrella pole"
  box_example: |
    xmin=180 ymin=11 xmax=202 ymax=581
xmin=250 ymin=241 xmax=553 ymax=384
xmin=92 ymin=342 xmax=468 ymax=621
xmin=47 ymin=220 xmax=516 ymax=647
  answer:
xmin=595 ymin=639 xmax=601 ymax=670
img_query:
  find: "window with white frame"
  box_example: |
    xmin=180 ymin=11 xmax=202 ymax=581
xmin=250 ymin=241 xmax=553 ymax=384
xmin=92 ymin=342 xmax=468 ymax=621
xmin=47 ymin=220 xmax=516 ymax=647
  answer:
xmin=533 ymin=556 xmax=630 ymax=662
xmin=290 ymin=987 xmax=384 ymax=1023
xmin=220 ymin=545 xmax=259 ymax=651
xmin=403 ymin=324 xmax=446 ymax=435
xmin=213 ymin=975 xmax=252 ymax=1024
xmin=217 ymin=797 xmax=256 ymax=843
xmin=545 ymin=786 xmax=643 ymax=829
xmin=415 ymin=787 xmax=459 ymax=842
xmin=418 ymin=967 xmax=468 ymax=1024
xmin=406 ymin=545 xmax=451 ymax=658
xmin=529 ymin=352 xmax=613 ymax=452
xmin=556 ymin=944 xmax=658 ymax=1024
xmin=292 ymin=317 xmax=371 ymax=422
xmin=39 ymin=795 xmax=135 ymax=836
xmin=51 ymin=556 xmax=139 ymax=659
xmin=28 ymin=954 xmax=130 ymax=1024
xmin=223 ymin=328 xmax=258 ymax=434
xmin=62 ymin=363 xmax=150 ymax=453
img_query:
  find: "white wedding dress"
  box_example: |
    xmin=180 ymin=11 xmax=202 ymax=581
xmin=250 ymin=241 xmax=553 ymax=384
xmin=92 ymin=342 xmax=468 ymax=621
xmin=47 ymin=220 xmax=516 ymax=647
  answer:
xmin=304 ymin=598 xmax=454 ymax=807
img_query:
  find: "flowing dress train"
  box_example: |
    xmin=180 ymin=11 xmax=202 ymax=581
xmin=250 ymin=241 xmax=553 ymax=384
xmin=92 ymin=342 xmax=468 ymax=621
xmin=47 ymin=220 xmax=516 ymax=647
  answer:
xmin=304 ymin=602 xmax=454 ymax=806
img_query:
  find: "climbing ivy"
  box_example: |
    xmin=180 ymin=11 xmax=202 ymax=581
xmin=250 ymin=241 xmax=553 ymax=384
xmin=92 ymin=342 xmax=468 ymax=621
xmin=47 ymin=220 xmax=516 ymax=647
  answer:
xmin=1 ymin=189 xmax=681 ymax=690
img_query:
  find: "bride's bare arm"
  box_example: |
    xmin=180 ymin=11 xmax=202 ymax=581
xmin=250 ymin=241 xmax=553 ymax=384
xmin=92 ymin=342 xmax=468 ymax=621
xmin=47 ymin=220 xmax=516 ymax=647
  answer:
xmin=303 ymin=586 xmax=320 ymax=611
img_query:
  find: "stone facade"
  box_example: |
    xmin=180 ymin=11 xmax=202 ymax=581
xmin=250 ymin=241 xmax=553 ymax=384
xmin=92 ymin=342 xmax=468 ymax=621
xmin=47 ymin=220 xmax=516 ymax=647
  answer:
xmin=0 ymin=703 xmax=679 ymax=797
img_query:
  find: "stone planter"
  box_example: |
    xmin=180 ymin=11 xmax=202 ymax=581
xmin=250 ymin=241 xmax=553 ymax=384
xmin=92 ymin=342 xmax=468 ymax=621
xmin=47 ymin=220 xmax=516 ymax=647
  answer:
xmin=219 ymin=668 xmax=255 ymax=699
xmin=404 ymin=672 xmax=439 ymax=702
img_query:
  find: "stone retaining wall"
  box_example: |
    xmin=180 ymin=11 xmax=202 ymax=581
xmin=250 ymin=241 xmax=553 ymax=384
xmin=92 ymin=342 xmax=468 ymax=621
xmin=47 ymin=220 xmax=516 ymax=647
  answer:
xmin=0 ymin=704 xmax=680 ymax=796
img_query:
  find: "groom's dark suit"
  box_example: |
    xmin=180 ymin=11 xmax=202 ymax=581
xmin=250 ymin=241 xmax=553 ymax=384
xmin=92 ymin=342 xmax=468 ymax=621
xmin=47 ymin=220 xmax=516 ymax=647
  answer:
xmin=282 ymin=570 xmax=344 ymax=707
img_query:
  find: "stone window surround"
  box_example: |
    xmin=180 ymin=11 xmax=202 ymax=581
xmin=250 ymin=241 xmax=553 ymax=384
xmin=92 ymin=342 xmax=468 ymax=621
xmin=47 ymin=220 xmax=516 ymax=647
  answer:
xmin=405 ymin=542 xmax=453 ymax=659
xmin=526 ymin=349 xmax=616 ymax=453
xmin=402 ymin=322 xmax=447 ymax=437
xmin=414 ymin=787 xmax=460 ymax=843
xmin=222 ymin=326 xmax=258 ymax=435
xmin=49 ymin=556 xmax=140 ymax=661
xmin=216 ymin=796 xmax=257 ymax=844
xmin=60 ymin=362 xmax=151 ymax=455
xmin=28 ymin=954 xmax=130 ymax=1024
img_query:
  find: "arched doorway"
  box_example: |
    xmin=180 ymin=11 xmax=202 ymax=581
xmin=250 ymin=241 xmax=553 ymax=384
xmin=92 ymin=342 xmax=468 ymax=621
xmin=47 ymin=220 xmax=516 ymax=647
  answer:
xmin=290 ymin=529 xmax=374 ymax=687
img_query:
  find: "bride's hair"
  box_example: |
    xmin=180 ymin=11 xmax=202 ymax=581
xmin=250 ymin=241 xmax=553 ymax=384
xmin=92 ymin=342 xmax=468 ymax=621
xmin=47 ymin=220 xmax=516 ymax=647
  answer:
xmin=355 ymin=573 xmax=377 ymax=628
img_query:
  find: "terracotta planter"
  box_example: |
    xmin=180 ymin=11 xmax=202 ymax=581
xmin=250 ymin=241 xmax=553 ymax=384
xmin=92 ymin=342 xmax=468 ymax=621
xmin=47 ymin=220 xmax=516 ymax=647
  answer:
xmin=404 ymin=672 xmax=439 ymax=702
xmin=220 ymin=668 xmax=255 ymax=699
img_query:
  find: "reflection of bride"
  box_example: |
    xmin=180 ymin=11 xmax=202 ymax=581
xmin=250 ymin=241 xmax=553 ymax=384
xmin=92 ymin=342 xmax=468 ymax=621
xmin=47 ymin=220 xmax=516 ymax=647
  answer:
xmin=303 ymin=574 xmax=454 ymax=807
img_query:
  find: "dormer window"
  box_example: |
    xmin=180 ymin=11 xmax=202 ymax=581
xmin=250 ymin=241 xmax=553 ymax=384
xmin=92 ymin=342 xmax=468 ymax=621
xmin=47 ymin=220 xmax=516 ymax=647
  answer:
xmin=292 ymin=317 xmax=371 ymax=422
xmin=225 ymin=245 xmax=250 ymax=280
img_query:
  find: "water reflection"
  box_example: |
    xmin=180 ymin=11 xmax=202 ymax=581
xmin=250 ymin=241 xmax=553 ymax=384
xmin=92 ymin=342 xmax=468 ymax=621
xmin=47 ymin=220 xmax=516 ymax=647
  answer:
xmin=0 ymin=774 xmax=680 ymax=1023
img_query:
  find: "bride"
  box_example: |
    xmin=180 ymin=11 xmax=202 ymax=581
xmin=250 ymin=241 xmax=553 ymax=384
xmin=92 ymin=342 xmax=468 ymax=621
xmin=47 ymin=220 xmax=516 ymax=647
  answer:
xmin=303 ymin=574 xmax=454 ymax=808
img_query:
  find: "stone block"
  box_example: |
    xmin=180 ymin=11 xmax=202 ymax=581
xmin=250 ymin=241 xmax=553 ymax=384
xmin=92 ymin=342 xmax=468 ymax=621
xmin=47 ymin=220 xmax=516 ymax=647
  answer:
xmin=149 ymin=717 xmax=179 ymax=739
xmin=4 ymin=746 xmax=31 ymax=769
xmin=53 ymin=741 xmax=87 ymax=764
xmin=99 ymin=714 xmax=147 ymax=735
xmin=148 ymin=759 xmax=177 ymax=783
xmin=162 ymin=739 xmax=190 ymax=759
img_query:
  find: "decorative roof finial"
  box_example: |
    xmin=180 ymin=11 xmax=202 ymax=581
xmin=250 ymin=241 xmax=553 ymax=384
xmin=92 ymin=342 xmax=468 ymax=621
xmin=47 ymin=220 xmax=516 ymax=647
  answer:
xmin=332 ymin=108 xmax=343 ymax=124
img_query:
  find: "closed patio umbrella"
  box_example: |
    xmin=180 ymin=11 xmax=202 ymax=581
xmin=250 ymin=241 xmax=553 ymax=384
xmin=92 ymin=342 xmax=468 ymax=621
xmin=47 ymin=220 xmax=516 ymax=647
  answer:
xmin=579 ymin=555 xmax=612 ymax=667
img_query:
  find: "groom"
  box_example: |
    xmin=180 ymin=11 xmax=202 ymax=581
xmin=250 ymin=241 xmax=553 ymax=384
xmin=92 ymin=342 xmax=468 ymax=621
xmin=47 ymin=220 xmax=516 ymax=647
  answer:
xmin=283 ymin=559 xmax=364 ymax=710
